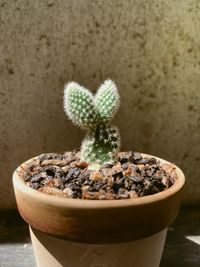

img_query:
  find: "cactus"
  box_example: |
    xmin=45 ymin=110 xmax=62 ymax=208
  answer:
xmin=64 ymin=79 xmax=120 ymax=166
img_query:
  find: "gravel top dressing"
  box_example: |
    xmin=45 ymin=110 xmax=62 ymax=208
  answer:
xmin=18 ymin=151 xmax=177 ymax=200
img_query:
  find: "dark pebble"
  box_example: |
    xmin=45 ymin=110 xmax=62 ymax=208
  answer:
xmin=113 ymin=183 xmax=120 ymax=193
xmin=131 ymin=184 xmax=136 ymax=190
xmin=112 ymin=171 xmax=123 ymax=179
xmin=54 ymin=169 xmax=65 ymax=178
xmin=151 ymin=164 xmax=159 ymax=170
xmin=149 ymin=158 xmax=157 ymax=164
xmin=124 ymin=178 xmax=131 ymax=189
xmin=71 ymin=185 xmax=82 ymax=193
xmin=106 ymin=186 xmax=113 ymax=193
xmin=66 ymin=168 xmax=79 ymax=179
xmin=59 ymin=184 xmax=65 ymax=190
xmin=130 ymin=176 xmax=142 ymax=183
xmin=141 ymin=170 xmax=147 ymax=177
xmin=132 ymin=152 xmax=142 ymax=162
xmin=77 ymin=175 xmax=86 ymax=184
xmin=30 ymin=174 xmax=45 ymax=183
xmin=88 ymin=179 xmax=94 ymax=186
xmin=31 ymin=182 xmax=40 ymax=190
xmin=118 ymin=188 xmax=127 ymax=195
xmin=153 ymin=180 xmax=166 ymax=190
xmin=94 ymin=181 xmax=105 ymax=191
xmin=119 ymin=156 xmax=128 ymax=165
xmin=116 ymin=177 xmax=125 ymax=185
xmin=38 ymin=153 xmax=63 ymax=162
xmin=122 ymin=162 xmax=129 ymax=170
xmin=45 ymin=167 xmax=55 ymax=177
xmin=88 ymin=186 xmax=96 ymax=192
xmin=146 ymin=168 xmax=156 ymax=177
xmin=62 ymin=176 xmax=73 ymax=184
xmin=24 ymin=174 xmax=31 ymax=182
xmin=72 ymin=191 xmax=78 ymax=198
xmin=82 ymin=170 xmax=92 ymax=179
xmin=72 ymin=168 xmax=81 ymax=179
xmin=102 ymin=163 xmax=113 ymax=168
xmin=139 ymin=158 xmax=156 ymax=165
xmin=151 ymin=186 xmax=160 ymax=194
xmin=135 ymin=184 xmax=142 ymax=192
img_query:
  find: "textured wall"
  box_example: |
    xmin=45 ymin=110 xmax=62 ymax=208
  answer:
xmin=0 ymin=0 xmax=200 ymax=209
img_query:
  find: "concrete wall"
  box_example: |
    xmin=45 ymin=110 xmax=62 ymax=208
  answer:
xmin=0 ymin=0 xmax=200 ymax=209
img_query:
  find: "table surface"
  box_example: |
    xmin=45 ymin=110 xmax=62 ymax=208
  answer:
xmin=0 ymin=206 xmax=199 ymax=267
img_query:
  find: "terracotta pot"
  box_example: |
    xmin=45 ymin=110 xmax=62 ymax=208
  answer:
xmin=13 ymin=154 xmax=185 ymax=267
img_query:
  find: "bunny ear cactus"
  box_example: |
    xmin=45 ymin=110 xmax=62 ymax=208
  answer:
xmin=64 ymin=79 xmax=120 ymax=167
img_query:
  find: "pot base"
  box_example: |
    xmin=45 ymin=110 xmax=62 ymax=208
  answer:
xmin=30 ymin=226 xmax=167 ymax=267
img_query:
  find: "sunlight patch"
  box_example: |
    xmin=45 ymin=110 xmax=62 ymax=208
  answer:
xmin=186 ymin=235 xmax=200 ymax=245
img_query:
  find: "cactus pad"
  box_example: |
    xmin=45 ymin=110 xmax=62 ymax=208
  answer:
xmin=95 ymin=80 xmax=120 ymax=123
xmin=81 ymin=125 xmax=120 ymax=164
xmin=64 ymin=82 xmax=97 ymax=129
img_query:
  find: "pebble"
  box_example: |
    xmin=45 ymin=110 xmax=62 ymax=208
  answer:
xmin=81 ymin=185 xmax=90 ymax=192
xmin=119 ymin=156 xmax=129 ymax=165
xmin=101 ymin=168 xmax=113 ymax=177
xmin=31 ymin=182 xmax=40 ymax=190
xmin=121 ymin=162 xmax=129 ymax=170
xmin=118 ymin=194 xmax=129 ymax=199
xmin=30 ymin=172 xmax=46 ymax=183
xmin=38 ymin=153 xmax=63 ymax=162
xmin=45 ymin=167 xmax=55 ymax=177
xmin=75 ymin=160 xmax=88 ymax=169
xmin=112 ymin=171 xmax=123 ymax=179
xmin=63 ymin=187 xmax=74 ymax=198
xmin=137 ymin=164 xmax=145 ymax=172
xmin=90 ymin=170 xmax=103 ymax=181
xmin=41 ymin=159 xmax=69 ymax=167
xmin=112 ymin=162 xmax=123 ymax=173
xmin=102 ymin=163 xmax=114 ymax=168
xmin=61 ymin=166 xmax=70 ymax=173
xmin=129 ymin=190 xmax=138 ymax=198
xmin=130 ymin=176 xmax=142 ymax=183
xmin=132 ymin=152 xmax=142 ymax=162
xmin=139 ymin=158 xmax=156 ymax=165
xmin=66 ymin=168 xmax=80 ymax=179
xmin=123 ymin=164 xmax=137 ymax=176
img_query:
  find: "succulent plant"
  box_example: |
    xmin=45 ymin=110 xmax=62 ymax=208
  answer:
xmin=64 ymin=79 xmax=120 ymax=167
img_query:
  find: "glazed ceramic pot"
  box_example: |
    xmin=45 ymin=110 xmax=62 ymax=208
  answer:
xmin=13 ymin=154 xmax=185 ymax=267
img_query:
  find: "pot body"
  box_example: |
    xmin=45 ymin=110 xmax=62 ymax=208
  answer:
xmin=13 ymin=153 xmax=185 ymax=266
xmin=30 ymin=226 xmax=167 ymax=267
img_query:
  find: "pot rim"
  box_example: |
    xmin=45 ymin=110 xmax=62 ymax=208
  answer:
xmin=13 ymin=153 xmax=185 ymax=210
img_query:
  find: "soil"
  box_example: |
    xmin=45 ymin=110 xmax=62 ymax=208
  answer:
xmin=18 ymin=151 xmax=177 ymax=200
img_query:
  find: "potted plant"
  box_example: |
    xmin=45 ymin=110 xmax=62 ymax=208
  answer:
xmin=13 ymin=80 xmax=185 ymax=267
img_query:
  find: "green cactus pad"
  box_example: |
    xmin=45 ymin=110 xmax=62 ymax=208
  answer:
xmin=95 ymin=80 xmax=120 ymax=123
xmin=81 ymin=125 xmax=120 ymax=165
xmin=64 ymin=82 xmax=97 ymax=129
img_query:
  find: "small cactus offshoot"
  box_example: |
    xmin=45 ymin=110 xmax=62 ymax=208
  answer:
xmin=64 ymin=80 xmax=120 ymax=166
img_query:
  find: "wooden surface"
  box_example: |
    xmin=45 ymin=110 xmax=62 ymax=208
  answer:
xmin=0 ymin=207 xmax=199 ymax=267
